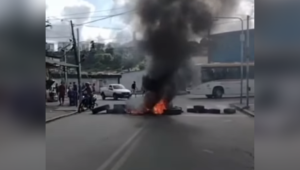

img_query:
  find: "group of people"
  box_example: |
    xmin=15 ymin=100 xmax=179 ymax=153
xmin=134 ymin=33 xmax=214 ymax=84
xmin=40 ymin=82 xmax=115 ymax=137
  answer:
xmin=55 ymin=82 xmax=96 ymax=106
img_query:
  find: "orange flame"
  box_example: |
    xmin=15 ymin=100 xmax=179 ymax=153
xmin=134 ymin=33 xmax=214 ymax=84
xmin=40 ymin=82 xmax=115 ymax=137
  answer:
xmin=153 ymin=99 xmax=167 ymax=115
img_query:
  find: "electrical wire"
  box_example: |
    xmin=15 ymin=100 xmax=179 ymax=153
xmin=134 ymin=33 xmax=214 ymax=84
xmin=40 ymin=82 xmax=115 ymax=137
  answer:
xmin=47 ymin=14 xmax=127 ymax=21
xmin=75 ymin=10 xmax=135 ymax=26
xmin=47 ymin=7 xmax=129 ymax=18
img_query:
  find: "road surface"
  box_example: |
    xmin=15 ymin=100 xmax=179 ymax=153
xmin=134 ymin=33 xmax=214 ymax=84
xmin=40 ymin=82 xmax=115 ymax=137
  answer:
xmin=47 ymin=95 xmax=254 ymax=170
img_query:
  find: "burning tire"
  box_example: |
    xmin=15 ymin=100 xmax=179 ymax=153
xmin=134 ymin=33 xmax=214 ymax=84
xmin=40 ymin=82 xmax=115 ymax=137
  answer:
xmin=207 ymin=108 xmax=221 ymax=114
xmin=193 ymin=105 xmax=206 ymax=113
xmin=223 ymin=108 xmax=236 ymax=114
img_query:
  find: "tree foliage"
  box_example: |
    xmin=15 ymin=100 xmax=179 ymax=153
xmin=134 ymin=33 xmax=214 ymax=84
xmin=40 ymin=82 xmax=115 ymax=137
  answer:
xmin=76 ymin=43 xmax=145 ymax=72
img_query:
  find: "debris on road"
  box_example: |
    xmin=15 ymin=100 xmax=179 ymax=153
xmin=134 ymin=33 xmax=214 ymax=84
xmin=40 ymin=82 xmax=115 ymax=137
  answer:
xmin=206 ymin=108 xmax=221 ymax=114
xmin=223 ymin=108 xmax=236 ymax=114
xmin=193 ymin=105 xmax=206 ymax=113
xmin=92 ymin=104 xmax=110 ymax=114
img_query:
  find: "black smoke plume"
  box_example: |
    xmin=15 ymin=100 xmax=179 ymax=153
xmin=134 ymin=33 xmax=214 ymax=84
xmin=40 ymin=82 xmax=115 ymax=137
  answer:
xmin=136 ymin=0 xmax=237 ymax=110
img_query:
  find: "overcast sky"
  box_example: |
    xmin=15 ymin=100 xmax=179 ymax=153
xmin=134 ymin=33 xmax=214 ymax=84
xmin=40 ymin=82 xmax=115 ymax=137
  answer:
xmin=46 ymin=0 xmax=254 ymax=44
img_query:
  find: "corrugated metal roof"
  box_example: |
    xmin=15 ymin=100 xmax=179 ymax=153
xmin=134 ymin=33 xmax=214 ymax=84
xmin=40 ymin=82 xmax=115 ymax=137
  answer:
xmin=195 ymin=62 xmax=254 ymax=67
xmin=45 ymin=58 xmax=78 ymax=67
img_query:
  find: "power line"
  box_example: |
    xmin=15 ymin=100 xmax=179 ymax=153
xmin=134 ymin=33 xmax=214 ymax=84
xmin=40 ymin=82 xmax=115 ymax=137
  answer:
xmin=47 ymin=13 xmax=128 ymax=21
xmin=47 ymin=7 xmax=129 ymax=18
xmin=46 ymin=36 xmax=72 ymax=39
xmin=83 ymin=25 xmax=124 ymax=30
xmin=75 ymin=10 xmax=135 ymax=26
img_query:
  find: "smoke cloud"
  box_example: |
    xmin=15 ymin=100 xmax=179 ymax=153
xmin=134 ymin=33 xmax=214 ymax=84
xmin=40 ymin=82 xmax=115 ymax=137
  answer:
xmin=136 ymin=0 xmax=238 ymax=109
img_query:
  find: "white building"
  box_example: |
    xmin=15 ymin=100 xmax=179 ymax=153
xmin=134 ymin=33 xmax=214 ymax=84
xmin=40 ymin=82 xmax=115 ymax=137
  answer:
xmin=94 ymin=43 xmax=105 ymax=51
xmin=79 ymin=42 xmax=90 ymax=51
xmin=57 ymin=42 xmax=71 ymax=51
xmin=46 ymin=43 xmax=55 ymax=52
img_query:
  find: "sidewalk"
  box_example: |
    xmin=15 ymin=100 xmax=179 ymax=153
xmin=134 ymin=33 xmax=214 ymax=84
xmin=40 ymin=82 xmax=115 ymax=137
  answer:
xmin=230 ymin=103 xmax=255 ymax=117
xmin=46 ymin=102 xmax=78 ymax=122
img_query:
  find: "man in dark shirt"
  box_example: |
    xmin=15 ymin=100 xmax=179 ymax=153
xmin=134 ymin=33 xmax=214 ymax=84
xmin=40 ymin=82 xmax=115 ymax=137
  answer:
xmin=58 ymin=82 xmax=66 ymax=105
xmin=131 ymin=81 xmax=136 ymax=97
xmin=92 ymin=83 xmax=96 ymax=93
xmin=82 ymin=83 xmax=92 ymax=106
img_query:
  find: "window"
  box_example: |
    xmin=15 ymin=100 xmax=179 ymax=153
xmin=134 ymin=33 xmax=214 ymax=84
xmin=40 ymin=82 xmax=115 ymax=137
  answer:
xmin=213 ymin=67 xmax=226 ymax=80
xmin=226 ymin=67 xmax=240 ymax=79
xmin=249 ymin=66 xmax=254 ymax=78
xmin=243 ymin=65 xmax=254 ymax=79
xmin=201 ymin=67 xmax=214 ymax=83
xmin=113 ymin=85 xmax=125 ymax=89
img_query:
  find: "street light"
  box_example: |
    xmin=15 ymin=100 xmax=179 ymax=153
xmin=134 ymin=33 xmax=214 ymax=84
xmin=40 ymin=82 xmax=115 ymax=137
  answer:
xmin=214 ymin=16 xmax=245 ymax=104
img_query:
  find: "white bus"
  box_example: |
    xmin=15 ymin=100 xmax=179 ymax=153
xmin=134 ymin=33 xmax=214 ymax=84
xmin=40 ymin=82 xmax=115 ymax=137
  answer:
xmin=189 ymin=62 xmax=254 ymax=98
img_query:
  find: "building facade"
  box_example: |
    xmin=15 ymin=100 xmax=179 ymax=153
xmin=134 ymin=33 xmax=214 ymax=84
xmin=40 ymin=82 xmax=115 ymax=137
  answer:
xmin=57 ymin=42 xmax=71 ymax=51
xmin=208 ymin=29 xmax=254 ymax=63
xmin=46 ymin=43 xmax=55 ymax=52
xmin=94 ymin=43 xmax=105 ymax=51
xmin=79 ymin=42 xmax=90 ymax=51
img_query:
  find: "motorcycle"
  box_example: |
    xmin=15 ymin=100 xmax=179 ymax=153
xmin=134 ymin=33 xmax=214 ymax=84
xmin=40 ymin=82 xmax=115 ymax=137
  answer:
xmin=78 ymin=94 xmax=98 ymax=112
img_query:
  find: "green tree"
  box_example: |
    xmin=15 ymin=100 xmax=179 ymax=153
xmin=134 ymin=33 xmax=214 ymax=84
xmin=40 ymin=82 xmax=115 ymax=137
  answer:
xmin=138 ymin=63 xmax=145 ymax=70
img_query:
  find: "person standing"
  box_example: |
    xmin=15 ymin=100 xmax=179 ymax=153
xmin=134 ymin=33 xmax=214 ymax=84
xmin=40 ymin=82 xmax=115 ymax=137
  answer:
xmin=58 ymin=82 xmax=66 ymax=106
xmin=55 ymin=83 xmax=59 ymax=95
xmin=72 ymin=82 xmax=78 ymax=106
xmin=131 ymin=81 xmax=136 ymax=97
xmin=92 ymin=83 xmax=96 ymax=93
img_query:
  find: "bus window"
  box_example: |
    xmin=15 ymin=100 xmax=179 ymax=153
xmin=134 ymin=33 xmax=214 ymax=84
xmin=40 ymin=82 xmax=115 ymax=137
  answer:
xmin=213 ymin=67 xmax=226 ymax=80
xmin=249 ymin=66 xmax=254 ymax=78
xmin=243 ymin=65 xmax=254 ymax=78
xmin=201 ymin=67 xmax=214 ymax=83
xmin=226 ymin=67 xmax=240 ymax=79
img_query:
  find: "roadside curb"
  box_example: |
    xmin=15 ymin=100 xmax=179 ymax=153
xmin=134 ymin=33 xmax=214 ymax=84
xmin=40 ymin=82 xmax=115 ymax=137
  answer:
xmin=230 ymin=104 xmax=254 ymax=117
xmin=46 ymin=111 xmax=78 ymax=123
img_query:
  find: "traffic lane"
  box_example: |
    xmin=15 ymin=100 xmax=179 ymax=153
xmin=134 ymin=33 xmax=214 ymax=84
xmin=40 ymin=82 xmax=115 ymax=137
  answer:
xmin=172 ymin=95 xmax=249 ymax=110
xmin=46 ymin=113 xmax=147 ymax=170
xmin=95 ymin=94 xmax=246 ymax=110
xmin=185 ymin=94 xmax=254 ymax=103
xmin=96 ymin=96 xmax=129 ymax=108
xmin=116 ymin=114 xmax=254 ymax=170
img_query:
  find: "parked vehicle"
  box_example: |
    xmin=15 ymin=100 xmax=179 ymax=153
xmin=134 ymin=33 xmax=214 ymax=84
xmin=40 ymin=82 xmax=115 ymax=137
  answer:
xmin=100 ymin=84 xmax=131 ymax=100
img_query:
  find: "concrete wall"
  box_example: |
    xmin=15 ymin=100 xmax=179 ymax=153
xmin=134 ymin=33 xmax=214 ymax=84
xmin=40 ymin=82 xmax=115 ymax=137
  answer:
xmin=191 ymin=56 xmax=208 ymax=64
xmin=53 ymin=77 xmax=119 ymax=92
xmin=120 ymin=71 xmax=146 ymax=90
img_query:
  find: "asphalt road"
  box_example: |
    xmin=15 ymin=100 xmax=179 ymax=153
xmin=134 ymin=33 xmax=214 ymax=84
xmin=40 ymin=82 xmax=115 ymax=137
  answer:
xmin=47 ymin=95 xmax=254 ymax=170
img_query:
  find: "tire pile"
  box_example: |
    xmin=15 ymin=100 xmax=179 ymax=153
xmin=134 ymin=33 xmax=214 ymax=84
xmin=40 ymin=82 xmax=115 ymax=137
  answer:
xmin=92 ymin=104 xmax=183 ymax=115
xmin=187 ymin=105 xmax=236 ymax=114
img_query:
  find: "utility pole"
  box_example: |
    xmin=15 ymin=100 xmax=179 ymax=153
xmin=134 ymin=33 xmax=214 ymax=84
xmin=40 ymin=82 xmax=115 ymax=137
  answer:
xmin=245 ymin=15 xmax=250 ymax=108
xmin=70 ymin=20 xmax=82 ymax=105
xmin=207 ymin=28 xmax=211 ymax=63
xmin=76 ymin=28 xmax=82 ymax=102
xmin=63 ymin=50 xmax=68 ymax=84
